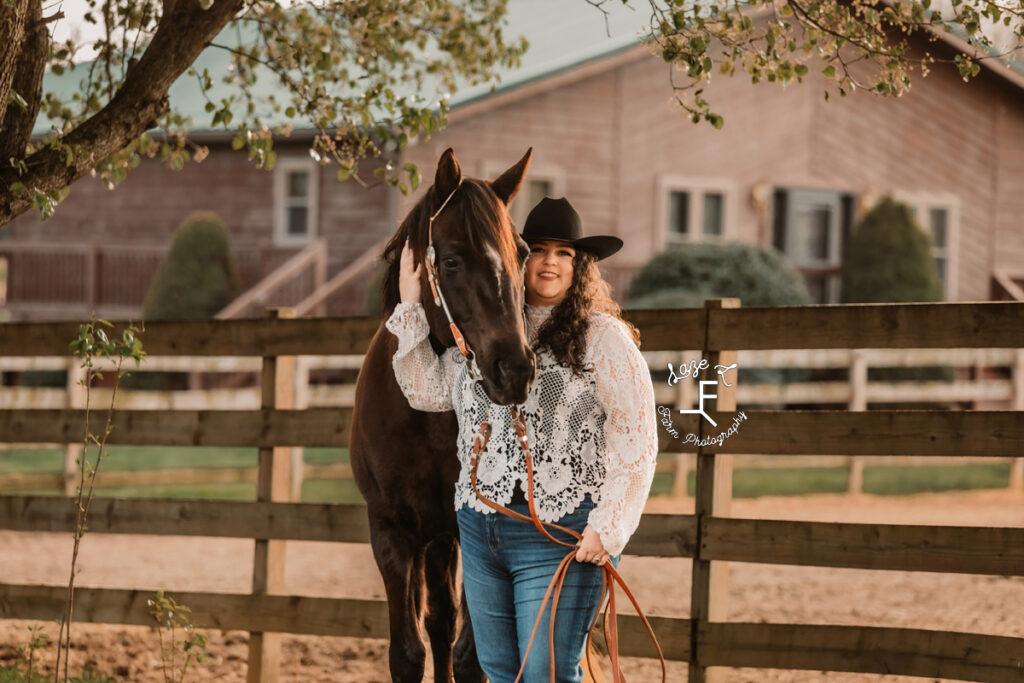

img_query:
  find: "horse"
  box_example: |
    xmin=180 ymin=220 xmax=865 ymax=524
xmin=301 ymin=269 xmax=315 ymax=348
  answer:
xmin=350 ymin=148 xmax=536 ymax=682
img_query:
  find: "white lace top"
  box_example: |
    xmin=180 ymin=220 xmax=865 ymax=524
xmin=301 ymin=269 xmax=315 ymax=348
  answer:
xmin=385 ymin=302 xmax=658 ymax=556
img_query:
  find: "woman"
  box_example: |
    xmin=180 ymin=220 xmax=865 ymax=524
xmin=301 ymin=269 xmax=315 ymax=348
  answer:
xmin=386 ymin=196 xmax=657 ymax=682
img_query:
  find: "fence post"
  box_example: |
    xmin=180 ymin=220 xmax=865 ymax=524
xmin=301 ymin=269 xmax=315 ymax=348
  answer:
xmin=290 ymin=355 xmax=310 ymax=502
xmin=1011 ymin=349 xmax=1024 ymax=492
xmin=247 ymin=308 xmax=296 ymax=683
xmin=847 ymin=349 xmax=867 ymax=495
xmin=689 ymin=298 xmax=738 ymax=683
xmin=63 ymin=358 xmax=87 ymax=496
xmin=671 ymin=350 xmax=696 ymax=498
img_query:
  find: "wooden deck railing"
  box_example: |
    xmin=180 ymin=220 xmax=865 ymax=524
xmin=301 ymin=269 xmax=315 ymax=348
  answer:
xmin=0 ymin=240 xmax=300 ymax=321
xmin=1 ymin=302 xmax=1023 ymax=682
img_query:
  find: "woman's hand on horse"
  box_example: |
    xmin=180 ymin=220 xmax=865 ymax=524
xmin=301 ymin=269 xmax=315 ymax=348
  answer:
xmin=576 ymin=525 xmax=610 ymax=566
xmin=399 ymin=240 xmax=422 ymax=304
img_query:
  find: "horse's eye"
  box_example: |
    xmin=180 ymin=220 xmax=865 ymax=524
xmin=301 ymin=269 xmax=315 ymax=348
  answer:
xmin=442 ymin=257 xmax=459 ymax=271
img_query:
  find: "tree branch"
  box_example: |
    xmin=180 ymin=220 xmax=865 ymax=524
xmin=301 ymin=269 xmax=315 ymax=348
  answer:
xmin=0 ymin=0 xmax=245 ymax=225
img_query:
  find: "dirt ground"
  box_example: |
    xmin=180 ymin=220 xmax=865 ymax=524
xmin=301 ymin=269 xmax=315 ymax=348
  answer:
xmin=1 ymin=489 xmax=1022 ymax=682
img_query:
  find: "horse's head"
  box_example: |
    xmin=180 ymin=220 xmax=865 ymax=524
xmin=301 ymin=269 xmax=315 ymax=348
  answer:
xmin=384 ymin=148 xmax=536 ymax=405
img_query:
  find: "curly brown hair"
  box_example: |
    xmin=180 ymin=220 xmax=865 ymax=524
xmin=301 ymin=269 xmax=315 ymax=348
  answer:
xmin=533 ymin=251 xmax=640 ymax=375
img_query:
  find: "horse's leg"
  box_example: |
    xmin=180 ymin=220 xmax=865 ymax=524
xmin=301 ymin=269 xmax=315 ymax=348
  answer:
xmin=423 ymin=534 xmax=459 ymax=683
xmin=452 ymin=577 xmax=487 ymax=683
xmin=369 ymin=514 xmax=427 ymax=683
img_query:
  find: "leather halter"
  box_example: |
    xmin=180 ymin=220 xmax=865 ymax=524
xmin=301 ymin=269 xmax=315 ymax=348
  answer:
xmin=470 ymin=407 xmax=667 ymax=683
xmin=425 ymin=181 xmax=480 ymax=379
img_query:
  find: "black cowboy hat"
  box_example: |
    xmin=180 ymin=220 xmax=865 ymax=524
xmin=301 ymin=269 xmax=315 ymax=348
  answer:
xmin=521 ymin=197 xmax=623 ymax=261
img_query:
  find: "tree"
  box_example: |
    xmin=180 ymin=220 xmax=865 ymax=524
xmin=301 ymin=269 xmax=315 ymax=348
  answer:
xmin=840 ymin=196 xmax=944 ymax=303
xmin=0 ymin=0 xmax=527 ymax=224
xmin=840 ymin=196 xmax=950 ymax=384
xmin=143 ymin=211 xmax=239 ymax=320
xmin=633 ymin=0 xmax=1024 ymax=127
xmin=1 ymin=0 xmax=1020 ymax=225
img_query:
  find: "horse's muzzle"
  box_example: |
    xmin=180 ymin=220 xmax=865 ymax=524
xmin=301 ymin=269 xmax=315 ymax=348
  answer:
xmin=480 ymin=345 xmax=535 ymax=405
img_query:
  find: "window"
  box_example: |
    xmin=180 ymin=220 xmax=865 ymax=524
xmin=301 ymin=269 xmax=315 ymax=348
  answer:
xmin=274 ymin=159 xmax=319 ymax=246
xmin=771 ymin=188 xmax=855 ymax=304
xmin=658 ymin=176 xmax=734 ymax=246
xmin=892 ymin=192 xmax=959 ymax=299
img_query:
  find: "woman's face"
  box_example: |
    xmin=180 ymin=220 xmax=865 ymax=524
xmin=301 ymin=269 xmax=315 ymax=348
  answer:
xmin=525 ymin=240 xmax=576 ymax=306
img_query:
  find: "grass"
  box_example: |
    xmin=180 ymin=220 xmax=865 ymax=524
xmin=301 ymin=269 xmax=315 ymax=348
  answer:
xmin=0 ymin=446 xmax=1012 ymax=502
xmin=0 ymin=446 xmax=349 ymax=475
xmin=654 ymin=462 xmax=1011 ymax=499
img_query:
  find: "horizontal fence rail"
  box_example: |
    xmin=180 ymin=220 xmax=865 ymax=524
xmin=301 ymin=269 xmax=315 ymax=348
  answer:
xmin=1 ymin=302 xmax=1021 ymax=356
xmin=3 ymin=495 xmax=1022 ymax=576
xmin=2 ymin=408 xmax=1020 ymax=455
xmin=1 ymin=301 xmax=1022 ymax=682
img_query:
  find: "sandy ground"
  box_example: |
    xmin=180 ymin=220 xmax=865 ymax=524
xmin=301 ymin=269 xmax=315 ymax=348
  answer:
xmin=1 ymin=489 xmax=1022 ymax=682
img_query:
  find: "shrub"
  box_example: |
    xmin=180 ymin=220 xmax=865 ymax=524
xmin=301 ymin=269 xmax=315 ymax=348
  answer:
xmin=627 ymin=241 xmax=811 ymax=307
xmin=626 ymin=242 xmax=811 ymax=388
xmin=143 ymin=212 xmax=239 ymax=321
xmin=840 ymin=197 xmax=951 ymax=385
xmin=840 ymin=196 xmax=944 ymax=304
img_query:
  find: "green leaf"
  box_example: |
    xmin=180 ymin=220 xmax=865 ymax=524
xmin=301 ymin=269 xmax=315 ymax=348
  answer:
xmin=822 ymin=65 xmax=836 ymax=78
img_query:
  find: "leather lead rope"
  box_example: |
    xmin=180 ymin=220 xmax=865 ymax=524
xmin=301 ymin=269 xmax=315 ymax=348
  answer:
xmin=469 ymin=407 xmax=667 ymax=683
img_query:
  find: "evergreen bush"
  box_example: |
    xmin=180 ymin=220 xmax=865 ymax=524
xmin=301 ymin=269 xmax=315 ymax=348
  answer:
xmin=840 ymin=197 xmax=951 ymax=385
xmin=840 ymin=196 xmax=943 ymax=304
xmin=143 ymin=212 xmax=239 ymax=321
xmin=134 ymin=212 xmax=239 ymax=390
xmin=626 ymin=242 xmax=811 ymax=387
xmin=627 ymin=241 xmax=811 ymax=307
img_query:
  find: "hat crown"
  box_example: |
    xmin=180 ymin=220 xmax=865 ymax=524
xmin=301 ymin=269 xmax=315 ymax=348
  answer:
xmin=520 ymin=196 xmax=623 ymax=261
xmin=522 ymin=197 xmax=582 ymax=242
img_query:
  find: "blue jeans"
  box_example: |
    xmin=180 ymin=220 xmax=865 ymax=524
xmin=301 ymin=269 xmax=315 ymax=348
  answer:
xmin=457 ymin=496 xmax=617 ymax=683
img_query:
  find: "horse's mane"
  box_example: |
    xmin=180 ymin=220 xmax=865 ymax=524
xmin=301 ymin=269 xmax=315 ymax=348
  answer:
xmin=381 ymin=178 xmax=521 ymax=315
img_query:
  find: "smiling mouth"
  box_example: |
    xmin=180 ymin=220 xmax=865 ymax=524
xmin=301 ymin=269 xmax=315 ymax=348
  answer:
xmin=538 ymin=272 xmax=558 ymax=280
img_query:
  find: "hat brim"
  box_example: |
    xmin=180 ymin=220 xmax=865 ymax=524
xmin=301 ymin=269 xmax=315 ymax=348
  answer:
xmin=523 ymin=234 xmax=623 ymax=261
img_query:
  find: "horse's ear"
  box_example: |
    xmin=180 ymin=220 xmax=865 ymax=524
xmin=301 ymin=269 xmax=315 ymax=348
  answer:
xmin=434 ymin=148 xmax=462 ymax=204
xmin=490 ymin=148 xmax=533 ymax=206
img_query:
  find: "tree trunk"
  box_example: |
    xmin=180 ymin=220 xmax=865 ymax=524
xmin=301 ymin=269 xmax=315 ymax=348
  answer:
xmin=0 ymin=0 xmax=30 ymax=131
xmin=0 ymin=0 xmax=46 ymax=163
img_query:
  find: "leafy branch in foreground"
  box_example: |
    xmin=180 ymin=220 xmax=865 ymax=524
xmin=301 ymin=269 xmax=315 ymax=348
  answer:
xmin=53 ymin=319 xmax=145 ymax=683
xmin=637 ymin=0 xmax=1023 ymax=125
xmin=0 ymin=0 xmax=526 ymax=224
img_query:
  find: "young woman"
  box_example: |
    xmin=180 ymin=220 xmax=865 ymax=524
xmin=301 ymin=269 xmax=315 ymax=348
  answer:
xmin=386 ymin=196 xmax=657 ymax=682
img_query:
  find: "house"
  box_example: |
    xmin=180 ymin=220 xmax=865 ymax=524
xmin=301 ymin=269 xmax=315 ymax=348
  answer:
xmin=2 ymin=1 xmax=1023 ymax=321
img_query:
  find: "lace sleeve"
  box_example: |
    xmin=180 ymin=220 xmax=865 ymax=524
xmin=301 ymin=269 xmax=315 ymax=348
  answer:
xmin=384 ymin=302 xmax=456 ymax=412
xmin=586 ymin=316 xmax=658 ymax=557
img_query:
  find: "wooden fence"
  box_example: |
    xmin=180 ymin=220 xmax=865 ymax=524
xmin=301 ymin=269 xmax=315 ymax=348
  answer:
xmin=1 ymin=302 xmax=1023 ymax=682
xmin=2 ymin=342 xmax=1022 ymax=497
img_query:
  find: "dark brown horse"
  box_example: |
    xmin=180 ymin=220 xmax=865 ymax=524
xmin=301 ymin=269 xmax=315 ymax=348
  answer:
xmin=350 ymin=148 xmax=536 ymax=682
